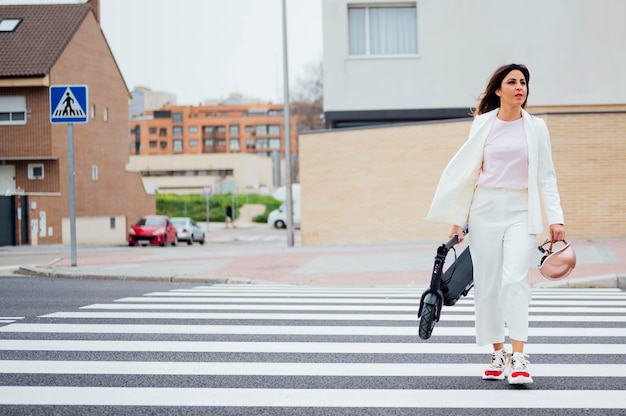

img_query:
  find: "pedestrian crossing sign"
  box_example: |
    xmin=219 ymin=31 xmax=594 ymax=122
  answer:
xmin=50 ymin=85 xmax=88 ymax=124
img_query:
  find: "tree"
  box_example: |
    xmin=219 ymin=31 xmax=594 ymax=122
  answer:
xmin=291 ymin=61 xmax=324 ymax=132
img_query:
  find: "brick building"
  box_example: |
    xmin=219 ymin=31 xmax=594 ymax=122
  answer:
xmin=0 ymin=0 xmax=154 ymax=246
xmin=130 ymin=101 xmax=297 ymax=158
xmin=128 ymin=99 xmax=299 ymax=193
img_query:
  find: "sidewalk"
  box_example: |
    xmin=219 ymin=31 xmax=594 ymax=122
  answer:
xmin=6 ymin=224 xmax=625 ymax=289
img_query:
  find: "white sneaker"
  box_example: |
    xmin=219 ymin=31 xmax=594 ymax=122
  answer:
xmin=482 ymin=348 xmax=509 ymax=380
xmin=507 ymin=352 xmax=534 ymax=384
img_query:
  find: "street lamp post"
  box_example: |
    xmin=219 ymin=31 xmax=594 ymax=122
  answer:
xmin=281 ymin=0 xmax=294 ymax=247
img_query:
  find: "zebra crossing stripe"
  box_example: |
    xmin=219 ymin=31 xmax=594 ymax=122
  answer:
xmin=116 ymin=296 xmax=626 ymax=306
xmin=138 ymin=292 xmax=626 ymax=306
xmin=40 ymin=311 xmax=626 ymax=322
xmin=85 ymin=303 xmax=626 ymax=313
xmin=186 ymin=286 xmax=622 ymax=296
xmin=0 ymin=360 xmax=623 ymax=377
xmin=0 ymin=340 xmax=622 ymax=354
xmin=0 ymin=386 xmax=624 ymax=408
xmin=166 ymin=288 xmax=626 ymax=300
xmin=2 ymin=323 xmax=624 ymax=337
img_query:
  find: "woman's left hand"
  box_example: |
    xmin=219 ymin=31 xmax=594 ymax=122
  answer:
xmin=550 ymin=223 xmax=566 ymax=242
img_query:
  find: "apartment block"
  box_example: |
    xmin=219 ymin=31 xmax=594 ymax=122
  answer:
xmin=131 ymin=102 xmax=298 ymax=158
xmin=128 ymin=100 xmax=300 ymax=194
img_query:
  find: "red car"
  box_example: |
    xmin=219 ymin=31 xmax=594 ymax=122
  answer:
xmin=128 ymin=215 xmax=178 ymax=247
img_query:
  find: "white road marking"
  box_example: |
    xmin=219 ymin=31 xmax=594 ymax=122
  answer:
xmin=0 ymin=360 xmax=622 ymax=377
xmin=2 ymin=323 xmax=624 ymax=337
xmin=41 ymin=311 xmax=626 ymax=322
xmin=0 ymin=387 xmax=623 ymax=408
xmin=114 ymin=296 xmax=626 ymax=307
xmin=0 ymin=340 xmax=622 ymax=354
xmin=84 ymin=303 xmax=626 ymax=314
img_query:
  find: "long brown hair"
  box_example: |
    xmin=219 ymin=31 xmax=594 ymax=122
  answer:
xmin=475 ymin=64 xmax=530 ymax=116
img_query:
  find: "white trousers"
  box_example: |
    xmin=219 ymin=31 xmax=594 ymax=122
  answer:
xmin=468 ymin=188 xmax=535 ymax=346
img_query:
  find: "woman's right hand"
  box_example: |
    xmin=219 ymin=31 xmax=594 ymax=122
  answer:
xmin=448 ymin=225 xmax=465 ymax=243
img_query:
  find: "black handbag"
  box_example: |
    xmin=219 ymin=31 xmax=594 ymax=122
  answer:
xmin=442 ymin=246 xmax=474 ymax=306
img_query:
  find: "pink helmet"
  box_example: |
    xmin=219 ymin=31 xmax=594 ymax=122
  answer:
xmin=537 ymin=240 xmax=576 ymax=280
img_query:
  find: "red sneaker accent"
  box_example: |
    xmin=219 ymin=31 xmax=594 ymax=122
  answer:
xmin=511 ymin=371 xmax=530 ymax=378
xmin=484 ymin=370 xmax=503 ymax=377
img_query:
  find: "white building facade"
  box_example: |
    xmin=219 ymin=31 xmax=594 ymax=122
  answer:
xmin=322 ymin=0 xmax=626 ymax=127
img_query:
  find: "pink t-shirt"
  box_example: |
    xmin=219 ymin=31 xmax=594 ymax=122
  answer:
xmin=476 ymin=117 xmax=528 ymax=190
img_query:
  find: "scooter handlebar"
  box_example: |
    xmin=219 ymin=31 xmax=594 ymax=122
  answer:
xmin=443 ymin=225 xmax=468 ymax=250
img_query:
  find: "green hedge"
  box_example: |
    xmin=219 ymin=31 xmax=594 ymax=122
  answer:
xmin=156 ymin=193 xmax=281 ymax=223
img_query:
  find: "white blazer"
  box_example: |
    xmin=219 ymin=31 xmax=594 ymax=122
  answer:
xmin=426 ymin=108 xmax=564 ymax=234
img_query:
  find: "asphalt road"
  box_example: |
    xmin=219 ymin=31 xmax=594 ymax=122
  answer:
xmin=0 ymin=279 xmax=624 ymax=415
xmin=0 ymin=275 xmax=192 ymax=318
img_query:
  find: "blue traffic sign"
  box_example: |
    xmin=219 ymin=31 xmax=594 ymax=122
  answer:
xmin=50 ymin=85 xmax=88 ymax=124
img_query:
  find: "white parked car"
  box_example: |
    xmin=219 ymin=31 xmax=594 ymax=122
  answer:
xmin=268 ymin=200 xmax=301 ymax=229
xmin=170 ymin=217 xmax=205 ymax=245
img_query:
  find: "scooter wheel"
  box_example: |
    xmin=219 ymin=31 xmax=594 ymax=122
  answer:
xmin=418 ymin=303 xmax=438 ymax=340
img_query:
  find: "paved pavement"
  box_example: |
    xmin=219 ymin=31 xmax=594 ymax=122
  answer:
xmin=2 ymin=222 xmax=625 ymax=289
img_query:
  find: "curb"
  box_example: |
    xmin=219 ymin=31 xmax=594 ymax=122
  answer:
xmin=15 ymin=266 xmax=626 ymax=289
xmin=15 ymin=266 xmax=258 ymax=285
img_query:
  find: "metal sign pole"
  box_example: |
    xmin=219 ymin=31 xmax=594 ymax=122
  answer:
xmin=282 ymin=0 xmax=294 ymax=247
xmin=50 ymin=85 xmax=87 ymax=265
xmin=68 ymin=123 xmax=77 ymax=266
xmin=208 ymin=195 xmax=211 ymax=232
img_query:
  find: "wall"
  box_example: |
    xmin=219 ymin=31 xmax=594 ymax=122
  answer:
xmin=323 ymin=0 xmax=626 ymax=112
xmin=62 ymin=215 xmax=127 ymax=245
xmin=299 ymin=109 xmax=626 ymax=245
xmin=126 ymin=153 xmax=276 ymax=194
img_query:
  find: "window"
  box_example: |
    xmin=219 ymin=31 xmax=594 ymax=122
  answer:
xmin=27 ymin=163 xmax=44 ymax=180
xmin=92 ymin=165 xmax=98 ymax=181
xmin=149 ymin=141 xmax=157 ymax=148
xmin=189 ymin=126 xmax=198 ymax=134
xmin=0 ymin=18 xmax=22 ymax=32
xmin=349 ymin=5 xmax=417 ymax=55
xmin=203 ymin=126 xmax=214 ymax=133
xmin=172 ymin=113 xmax=183 ymax=123
xmin=268 ymin=124 xmax=280 ymax=135
xmin=245 ymin=125 xmax=255 ymax=133
xmin=229 ymin=139 xmax=240 ymax=150
xmin=247 ymin=108 xmax=267 ymax=117
xmin=217 ymin=126 xmax=226 ymax=133
xmin=229 ymin=125 xmax=239 ymax=136
xmin=204 ymin=139 xmax=213 ymax=147
xmin=103 ymin=107 xmax=108 ymax=121
xmin=0 ymin=96 xmax=27 ymax=125
xmin=256 ymin=138 xmax=268 ymax=148
xmin=173 ymin=140 xmax=183 ymax=151
xmin=269 ymin=138 xmax=281 ymax=149
xmin=159 ymin=128 xmax=167 ymax=136
xmin=160 ymin=141 xmax=167 ymax=148
xmin=256 ymin=125 xmax=268 ymax=135
xmin=246 ymin=139 xmax=255 ymax=149
xmin=173 ymin=126 xmax=183 ymax=137
xmin=149 ymin=127 xmax=157 ymax=134
xmin=189 ymin=139 xmax=198 ymax=147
